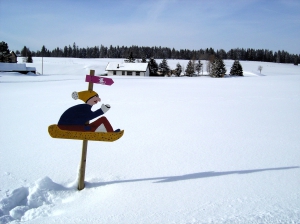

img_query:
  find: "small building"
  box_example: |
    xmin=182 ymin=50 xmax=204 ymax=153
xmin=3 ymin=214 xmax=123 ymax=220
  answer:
xmin=9 ymin=51 xmax=18 ymax=63
xmin=105 ymin=62 xmax=149 ymax=76
xmin=2 ymin=51 xmax=17 ymax=63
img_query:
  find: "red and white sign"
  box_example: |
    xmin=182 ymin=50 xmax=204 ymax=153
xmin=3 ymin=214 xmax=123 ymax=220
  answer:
xmin=85 ymin=75 xmax=114 ymax=86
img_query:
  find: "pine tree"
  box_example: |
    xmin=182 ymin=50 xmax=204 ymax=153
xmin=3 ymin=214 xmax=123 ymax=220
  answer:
xmin=276 ymin=51 xmax=281 ymax=63
xmin=195 ymin=60 xmax=203 ymax=75
xmin=0 ymin=41 xmax=11 ymax=62
xmin=230 ymin=60 xmax=243 ymax=76
xmin=124 ymin=52 xmax=135 ymax=63
xmin=294 ymin=56 xmax=299 ymax=65
xmin=99 ymin=45 xmax=107 ymax=58
xmin=185 ymin=60 xmax=194 ymax=76
xmin=210 ymin=58 xmax=226 ymax=78
xmin=158 ymin=58 xmax=170 ymax=76
xmin=68 ymin=45 xmax=72 ymax=58
xmin=20 ymin=46 xmax=34 ymax=63
xmin=72 ymin=42 xmax=77 ymax=58
xmin=26 ymin=51 xmax=33 ymax=63
xmin=21 ymin=46 xmax=28 ymax=57
xmin=41 ymin=45 xmax=49 ymax=57
xmin=175 ymin=62 xmax=182 ymax=76
xmin=148 ymin=58 xmax=158 ymax=76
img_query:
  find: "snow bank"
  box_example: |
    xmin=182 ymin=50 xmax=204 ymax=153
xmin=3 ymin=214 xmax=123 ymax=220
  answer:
xmin=0 ymin=177 xmax=70 ymax=223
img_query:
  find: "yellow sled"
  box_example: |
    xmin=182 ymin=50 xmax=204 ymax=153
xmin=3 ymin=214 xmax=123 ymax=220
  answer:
xmin=48 ymin=125 xmax=124 ymax=142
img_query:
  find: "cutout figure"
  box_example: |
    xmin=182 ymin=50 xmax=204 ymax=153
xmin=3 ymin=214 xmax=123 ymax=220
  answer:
xmin=57 ymin=90 xmax=120 ymax=132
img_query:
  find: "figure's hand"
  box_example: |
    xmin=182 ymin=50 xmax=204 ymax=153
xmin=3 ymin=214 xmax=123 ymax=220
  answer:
xmin=101 ymin=104 xmax=111 ymax=113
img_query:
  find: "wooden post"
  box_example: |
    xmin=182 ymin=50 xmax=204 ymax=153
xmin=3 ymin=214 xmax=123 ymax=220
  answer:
xmin=78 ymin=69 xmax=95 ymax=190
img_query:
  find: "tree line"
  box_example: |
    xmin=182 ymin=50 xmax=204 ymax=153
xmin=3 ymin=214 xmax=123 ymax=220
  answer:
xmin=16 ymin=42 xmax=299 ymax=65
xmin=153 ymin=56 xmax=243 ymax=78
xmin=1 ymin=40 xmax=299 ymax=65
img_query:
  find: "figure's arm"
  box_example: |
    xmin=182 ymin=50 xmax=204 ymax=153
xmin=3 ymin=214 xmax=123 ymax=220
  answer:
xmin=88 ymin=104 xmax=110 ymax=120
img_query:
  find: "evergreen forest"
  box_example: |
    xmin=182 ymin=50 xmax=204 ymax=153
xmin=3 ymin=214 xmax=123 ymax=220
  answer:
xmin=15 ymin=43 xmax=300 ymax=65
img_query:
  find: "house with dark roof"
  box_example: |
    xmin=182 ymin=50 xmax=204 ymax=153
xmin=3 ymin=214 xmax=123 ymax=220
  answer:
xmin=1 ymin=51 xmax=17 ymax=63
xmin=9 ymin=51 xmax=18 ymax=63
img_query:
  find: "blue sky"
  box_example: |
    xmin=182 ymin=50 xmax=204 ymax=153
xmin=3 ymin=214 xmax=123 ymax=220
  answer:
xmin=1 ymin=0 xmax=299 ymax=54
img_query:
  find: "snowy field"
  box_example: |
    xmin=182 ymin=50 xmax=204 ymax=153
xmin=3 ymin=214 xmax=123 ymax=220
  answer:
xmin=0 ymin=57 xmax=300 ymax=223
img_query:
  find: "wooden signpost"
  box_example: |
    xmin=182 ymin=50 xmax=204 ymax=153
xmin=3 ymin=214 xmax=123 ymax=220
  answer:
xmin=78 ymin=70 xmax=95 ymax=190
xmin=48 ymin=70 xmax=123 ymax=191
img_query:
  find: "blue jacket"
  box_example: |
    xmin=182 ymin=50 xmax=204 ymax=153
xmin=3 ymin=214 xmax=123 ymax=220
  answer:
xmin=58 ymin=104 xmax=104 ymax=125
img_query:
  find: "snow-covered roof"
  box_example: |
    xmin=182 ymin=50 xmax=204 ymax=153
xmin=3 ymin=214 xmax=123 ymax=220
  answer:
xmin=0 ymin=63 xmax=26 ymax=71
xmin=106 ymin=62 xmax=148 ymax=72
xmin=0 ymin=62 xmax=36 ymax=72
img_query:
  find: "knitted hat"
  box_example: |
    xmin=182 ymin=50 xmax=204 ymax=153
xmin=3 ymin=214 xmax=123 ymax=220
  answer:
xmin=72 ymin=90 xmax=98 ymax=103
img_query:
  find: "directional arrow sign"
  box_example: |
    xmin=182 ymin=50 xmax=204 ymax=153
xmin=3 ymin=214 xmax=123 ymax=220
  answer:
xmin=85 ymin=75 xmax=114 ymax=86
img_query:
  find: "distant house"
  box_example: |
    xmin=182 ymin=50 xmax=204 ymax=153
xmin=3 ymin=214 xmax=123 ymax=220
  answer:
xmin=9 ymin=51 xmax=18 ymax=63
xmin=105 ymin=62 xmax=149 ymax=76
xmin=2 ymin=51 xmax=17 ymax=63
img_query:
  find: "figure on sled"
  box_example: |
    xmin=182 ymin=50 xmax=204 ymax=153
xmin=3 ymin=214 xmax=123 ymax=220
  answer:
xmin=57 ymin=90 xmax=120 ymax=133
xmin=48 ymin=90 xmax=123 ymax=142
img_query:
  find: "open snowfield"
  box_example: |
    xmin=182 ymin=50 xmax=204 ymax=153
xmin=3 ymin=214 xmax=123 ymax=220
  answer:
xmin=0 ymin=57 xmax=300 ymax=223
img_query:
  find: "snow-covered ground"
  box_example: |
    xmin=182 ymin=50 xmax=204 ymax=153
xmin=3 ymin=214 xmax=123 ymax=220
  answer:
xmin=0 ymin=58 xmax=299 ymax=224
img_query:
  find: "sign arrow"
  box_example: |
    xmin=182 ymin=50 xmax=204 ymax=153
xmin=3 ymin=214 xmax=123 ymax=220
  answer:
xmin=85 ymin=75 xmax=114 ymax=86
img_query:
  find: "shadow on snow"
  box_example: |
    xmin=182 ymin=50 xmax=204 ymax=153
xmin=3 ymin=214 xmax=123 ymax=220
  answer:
xmin=85 ymin=166 xmax=299 ymax=188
